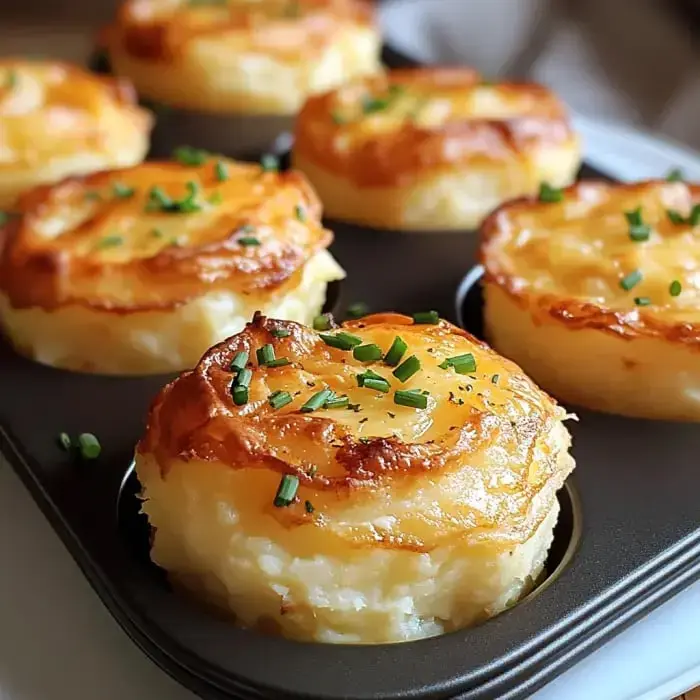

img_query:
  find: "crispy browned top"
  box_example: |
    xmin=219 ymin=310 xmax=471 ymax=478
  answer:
xmin=481 ymin=179 xmax=700 ymax=346
xmin=0 ymin=158 xmax=333 ymax=311
xmin=293 ymin=68 xmax=578 ymax=187
xmin=137 ymin=313 xmax=573 ymax=548
xmin=0 ymin=59 xmax=150 ymax=171
xmin=109 ymin=0 xmax=375 ymax=64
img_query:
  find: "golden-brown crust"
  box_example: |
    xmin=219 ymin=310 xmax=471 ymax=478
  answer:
xmin=109 ymin=0 xmax=375 ymax=64
xmin=137 ymin=312 xmax=566 ymax=507
xmin=480 ymin=179 xmax=700 ymax=348
xmin=293 ymin=68 xmax=577 ymax=188
xmin=0 ymin=159 xmax=333 ymax=312
xmin=0 ymin=58 xmax=151 ymax=167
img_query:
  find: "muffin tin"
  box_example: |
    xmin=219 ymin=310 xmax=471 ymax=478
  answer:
xmin=2 ymin=40 xmax=700 ymax=700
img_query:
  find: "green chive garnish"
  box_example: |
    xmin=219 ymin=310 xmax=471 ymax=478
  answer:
xmin=362 ymin=377 xmax=391 ymax=393
xmin=208 ymin=191 xmax=223 ymax=205
xmin=274 ymin=474 xmax=299 ymax=507
xmin=151 ymin=228 xmax=163 ymax=238
xmin=667 ymin=168 xmax=684 ymax=182
xmin=236 ymin=367 xmax=253 ymax=388
xmin=357 ymin=369 xmax=385 ymax=387
xmin=173 ymin=145 xmax=210 ymax=166
xmin=313 ymin=314 xmax=333 ymax=331
xmin=491 ymin=374 xmax=500 ymax=385
xmin=690 ymin=205 xmax=700 ymax=226
xmin=393 ymin=355 xmax=420 ymax=383
xmin=666 ymin=205 xmax=700 ymax=226
xmin=295 ymin=205 xmax=306 ymax=222
xmin=230 ymin=351 xmax=249 ymax=372
xmin=412 ymin=310 xmax=439 ymax=324
xmin=625 ymin=207 xmax=651 ymax=241
xmin=394 ymin=389 xmax=428 ymax=409
xmin=5 ymin=69 xmax=18 ymax=90
xmin=384 ymin=336 xmax=407 ymax=366
xmin=620 ymin=269 xmax=643 ymax=291
xmin=269 ymin=391 xmax=293 ymax=410
xmin=538 ymin=182 xmax=564 ymax=203
xmin=667 ymin=209 xmax=686 ymax=225
xmin=670 ymin=280 xmax=682 ymax=297
xmin=320 ymin=332 xmax=362 ymax=350
xmin=634 ymin=297 xmax=651 ymax=306
xmin=331 ymin=111 xmax=346 ymax=125
xmin=362 ymin=96 xmax=390 ymax=114
xmin=347 ymin=302 xmax=369 ymax=319
xmin=265 ymin=357 xmax=291 ymax=368
xmin=77 ymin=433 xmax=101 ymax=460
xmin=305 ymin=500 xmax=315 ymax=513
xmin=257 ymin=344 xmax=275 ymax=365
xmin=271 ymin=327 xmax=291 ymax=338
xmin=353 ymin=344 xmax=383 ymax=363
xmin=215 ymin=160 xmax=228 ymax=181
xmin=146 ymin=181 xmax=202 ymax=214
xmin=112 ymin=182 xmax=135 ymax=199
xmin=238 ymin=236 xmax=260 ymax=247
xmin=301 ymin=389 xmax=333 ymax=413
xmin=96 ymin=235 xmax=123 ymax=249
xmin=231 ymin=367 xmax=252 ymax=406
xmin=325 ymin=395 xmax=349 ymax=409
xmin=260 ymin=154 xmax=279 ymax=172
xmin=439 ymin=353 xmax=477 ymax=374
xmin=57 ymin=432 xmax=72 ymax=451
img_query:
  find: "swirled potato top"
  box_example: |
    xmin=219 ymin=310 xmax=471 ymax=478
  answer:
xmin=481 ymin=180 xmax=700 ymax=334
xmin=294 ymin=68 xmax=577 ymax=186
xmin=111 ymin=0 xmax=374 ymax=63
xmin=139 ymin=313 xmax=573 ymax=550
xmin=0 ymin=59 xmax=150 ymax=172
xmin=0 ymin=157 xmax=332 ymax=311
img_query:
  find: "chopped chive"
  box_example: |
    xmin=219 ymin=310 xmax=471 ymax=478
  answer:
xmin=146 ymin=181 xmax=202 ymax=214
xmin=412 ymin=310 xmax=439 ymax=324
xmin=439 ymin=353 xmax=477 ymax=374
xmin=229 ymin=351 xmax=249 ymax=372
xmin=151 ymin=228 xmax=163 ymax=238
xmin=173 ymin=145 xmax=210 ymax=166
xmin=208 ymin=191 xmax=223 ymax=205
xmin=625 ymin=207 xmax=643 ymax=226
xmin=361 ymin=95 xmax=390 ymax=114
xmin=357 ymin=369 xmax=385 ymax=387
xmin=319 ymin=332 xmax=362 ymax=350
xmin=331 ymin=111 xmax=346 ymax=125
xmin=394 ymin=389 xmax=428 ymax=409
xmin=257 ymin=344 xmax=275 ymax=365
xmin=95 ymin=235 xmax=123 ymax=249
xmin=625 ymin=207 xmax=651 ymax=241
xmin=383 ymin=336 xmax=407 ymax=366
xmin=215 ymin=160 xmax=228 ymax=181
xmin=269 ymin=391 xmax=293 ymax=410
xmin=232 ymin=386 xmax=248 ymax=405
xmin=346 ymin=301 xmax=369 ymax=319
xmin=238 ymin=236 xmax=261 ymax=247
xmin=260 ymin=154 xmax=279 ymax=172
xmin=112 ymin=182 xmax=135 ymax=198
xmin=538 ymin=182 xmax=564 ymax=203
xmin=271 ymin=327 xmax=291 ymax=338
xmin=363 ymin=377 xmax=391 ymax=393
xmin=353 ymin=343 xmax=383 ymax=363
xmin=690 ymin=204 xmax=700 ymax=226
xmin=666 ymin=168 xmax=684 ymax=182
xmin=620 ymin=269 xmax=643 ymax=291
xmin=491 ymin=374 xmax=500 ymax=385
xmin=57 ymin=432 xmax=72 ymax=451
xmin=305 ymin=500 xmax=315 ymax=514
xmin=77 ymin=433 xmax=101 ymax=460
xmin=236 ymin=367 xmax=253 ymax=388
xmin=5 ymin=69 xmax=18 ymax=90
xmin=670 ymin=279 xmax=682 ymax=297
xmin=667 ymin=209 xmax=686 ymax=225
xmin=325 ymin=395 xmax=349 ymax=409
xmin=313 ymin=314 xmax=333 ymax=331
xmin=301 ymin=389 xmax=333 ymax=413
xmin=634 ymin=296 xmax=651 ymax=306
xmin=295 ymin=204 xmax=306 ymax=222
xmin=274 ymin=474 xmax=299 ymax=507
xmin=393 ymin=355 xmax=421 ymax=383
xmin=265 ymin=357 xmax=291 ymax=368
xmin=240 ymin=223 xmax=256 ymax=234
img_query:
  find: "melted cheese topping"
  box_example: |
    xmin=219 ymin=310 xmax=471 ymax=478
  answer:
xmin=140 ymin=313 xmax=572 ymax=548
xmin=0 ymin=59 xmax=150 ymax=174
xmin=0 ymin=158 xmax=336 ymax=310
xmin=294 ymin=69 xmax=577 ymax=187
xmin=484 ymin=180 xmax=700 ymax=324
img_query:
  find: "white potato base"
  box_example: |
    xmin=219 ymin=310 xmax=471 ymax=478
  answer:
xmin=0 ymin=249 xmax=343 ymax=375
xmin=485 ymin=284 xmax=700 ymax=421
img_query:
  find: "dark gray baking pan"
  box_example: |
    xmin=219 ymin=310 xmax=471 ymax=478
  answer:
xmin=2 ymin=159 xmax=700 ymax=700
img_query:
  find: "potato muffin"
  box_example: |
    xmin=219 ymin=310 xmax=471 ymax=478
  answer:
xmin=481 ymin=178 xmax=700 ymax=421
xmin=104 ymin=0 xmax=381 ymax=156
xmin=0 ymin=59 xmax=151 ymax=210
xmin=135 ymin=312 xmax=575 ymax=643
xmin=0 ymin=155 xmax=344 ymax=375
xmin=292 ymin=68 xmax=581 ymax=231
